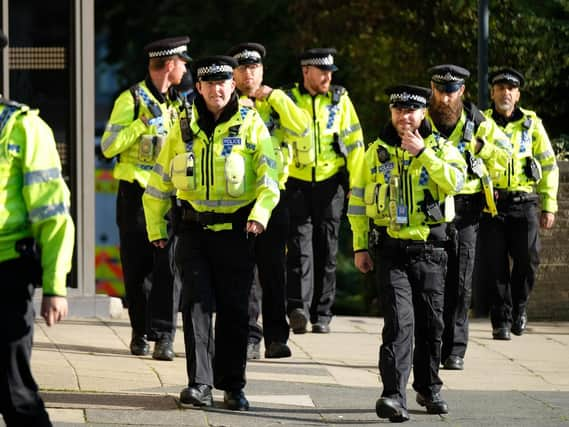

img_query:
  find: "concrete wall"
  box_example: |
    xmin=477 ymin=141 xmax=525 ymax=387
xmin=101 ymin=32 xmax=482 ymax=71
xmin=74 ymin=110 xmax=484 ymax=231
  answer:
xmin=529 ymin=161 xmax=569 ymax=320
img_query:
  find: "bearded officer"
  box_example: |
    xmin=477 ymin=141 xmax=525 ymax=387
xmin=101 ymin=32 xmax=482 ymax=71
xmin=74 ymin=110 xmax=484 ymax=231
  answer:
xmin=426 ymin=64 xmax=511 ymax=369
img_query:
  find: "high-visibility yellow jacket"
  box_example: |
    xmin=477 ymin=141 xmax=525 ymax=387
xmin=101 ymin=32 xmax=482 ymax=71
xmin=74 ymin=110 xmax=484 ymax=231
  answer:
xmin=239 ymin=89 xmax=311 ymax=189
xmin=143 ymin=95 xmax=280 ymax=241
xmin=484 ymin=106 xmax=559 ymax=213
xmin=347 ymin=121 xmax=466 ymax=251
xmin=101 ymin=79 xmax=181 ymax=188
xmin=427 ymin=101 xmax=512 ymax=196
xmin=0 ymin=99 xmax=75 ymax=296
xmin=284 ymin=83 xmax=365 ymax=188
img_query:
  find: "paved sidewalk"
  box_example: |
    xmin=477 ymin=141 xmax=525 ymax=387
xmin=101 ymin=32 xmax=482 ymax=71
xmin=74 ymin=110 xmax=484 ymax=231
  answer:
xmin=6 ymin=311 xmax=569 ymax=426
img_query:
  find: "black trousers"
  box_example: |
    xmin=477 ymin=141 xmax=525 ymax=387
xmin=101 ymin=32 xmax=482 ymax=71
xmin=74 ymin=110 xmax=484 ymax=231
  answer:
xmin=0 ymin=258 xmax=52 ymax=427
xmin=177 ymin=222 xmax=255 ymax=391
xmin=478 ymin=198 xmax=540 ymax=328
xmin=286 ymin=175 xmax=345 ymax=325
xmin=248 ymin=195 xmax=290 ymax=346
xmin=375 ymin=238 xmax=446 ymax=409
xmin=442 ymin=194 xmax=483 ymax=360
xmin=117 ymin=180 xmax=180 ymax=341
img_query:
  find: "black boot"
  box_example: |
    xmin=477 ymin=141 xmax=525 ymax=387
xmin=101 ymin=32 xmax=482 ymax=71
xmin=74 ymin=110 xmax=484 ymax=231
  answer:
xmin=130 ymin=334 xmax=149 ymax=356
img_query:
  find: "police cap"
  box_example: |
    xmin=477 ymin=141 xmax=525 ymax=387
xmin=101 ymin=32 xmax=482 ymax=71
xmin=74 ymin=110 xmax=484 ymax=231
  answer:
xmin=144 ymin=36 xmax=191 ymax=62
xmin=226 ymin=42 xmax=266 ymax=66
xmin=428 ymin=64 xmax=470 ymax=93
xmin=0 ymin=29 xmax=7 ymax=49
xmin=489 ymin=67 xmax=524 ymax=88
xmin=385 ymin=84 xmax=431 ymax=109
xmin=194 ymin=55 xmax=237 ymax=81
xmin=299 ymin=48 xmax=338 ymax=71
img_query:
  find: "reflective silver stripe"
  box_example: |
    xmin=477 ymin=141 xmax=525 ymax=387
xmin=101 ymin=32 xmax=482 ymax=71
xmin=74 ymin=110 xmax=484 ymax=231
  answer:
xmin=341 ymin=124 xmax=362 ymax=138
xmin=453 ymin=168 xmax=465 ymax=191
xmin=282 ymin=125 xmax=310 ymax=138
xmin=257 ymin=175 xmax=280 ymax=193
xmin=535 ymin=150 xmax=554 ymax=160
xmin=351 ymin=186 xmax=364 ymax=198
xmin=105 ymin=123 xmax=124 ymax=133
xmin=346 ymin=140 xmax=364 ymax=154
xmin=193 ymin=199 xmax=246 ymax=208
xmin=347 ymin=205 xmax=366 ymax=215
xmin=152 ymin=163 xmax=171 ymax=182
xmin=145 ymin=185 xmax=171 ymax=200
xmin=24 ymin=168 xmax=61 ymax=185
xmin=258 ymin=155 xmax=277 ymax=170
xmin=29 ymin=202 xmax=68 ymax=222
xmin=101 ymin=133 xmax=118 ymax=152
xmin=495 ymin=138 xmax=512 ymax=153
xmin=541 ymin=163 xmax=558 ymax=172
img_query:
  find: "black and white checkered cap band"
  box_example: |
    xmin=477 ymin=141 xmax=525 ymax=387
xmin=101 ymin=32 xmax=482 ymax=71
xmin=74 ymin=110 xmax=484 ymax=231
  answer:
xmin=301 ymin=54 xmax=334 ymax=67
xmin=148 ymin=45 xmax=187 ymax=58
xmin=389 ymin=92 xmax=427 ymax=106
xmin=197 ymin=64 xmax=234 ymax=78
xmin=432 ymin=72 xmax=463 ymax=83
xmin=491 ymin=73 xmax=520 ymax=85
xmin=233 ymin=50 xmax=262 ymax=62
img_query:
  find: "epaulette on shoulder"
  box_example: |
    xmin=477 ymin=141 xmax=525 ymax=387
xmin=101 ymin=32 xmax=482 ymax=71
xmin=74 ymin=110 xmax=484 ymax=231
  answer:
xmin=330 ymin=85 xmax=346 ymax=105
xmin=239 ymin=105 xmax=252 ymax=120
xmin=0 ymin=97 xmax=28 ymax=111
xmin=281 ymin=84 xmax=297 ymax=102
xmin=129 ymin=84 xmax=141 ymax=120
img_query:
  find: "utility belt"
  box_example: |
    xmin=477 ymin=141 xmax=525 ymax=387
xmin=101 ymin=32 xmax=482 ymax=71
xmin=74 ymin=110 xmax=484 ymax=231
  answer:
xmin=495 ymin=189 xmax=539 ymax=205
xmin=454 ymin=192 xmax=485 ymax=213
xmin=372 ymin=226 xmax=447 ymax=255
xmin=177 ymin=200 xmax=252 ymax=227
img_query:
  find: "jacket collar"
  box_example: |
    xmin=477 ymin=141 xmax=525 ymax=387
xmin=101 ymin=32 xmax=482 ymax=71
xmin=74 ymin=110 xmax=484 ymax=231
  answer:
xmin=491 ymin=104 xmax=523 ymax=127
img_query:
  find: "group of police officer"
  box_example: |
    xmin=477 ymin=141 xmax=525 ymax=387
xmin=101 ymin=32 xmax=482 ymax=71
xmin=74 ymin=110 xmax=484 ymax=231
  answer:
xmin=98 ymin=34 xmax=559 ymax=419
xmin=0 ymin=30 xmax=555 ymax=425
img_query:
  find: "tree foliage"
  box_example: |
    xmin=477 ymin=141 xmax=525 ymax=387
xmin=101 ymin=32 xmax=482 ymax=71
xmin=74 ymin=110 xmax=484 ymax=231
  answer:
xmin=96 ymin=0 xmax=568 ymax=315
xmin=97 ymin=0 xmax=568 ymax=138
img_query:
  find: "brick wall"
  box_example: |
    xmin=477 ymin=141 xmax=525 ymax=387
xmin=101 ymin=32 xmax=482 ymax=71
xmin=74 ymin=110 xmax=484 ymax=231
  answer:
xmin=529 ymin=161 xmax=569 ymax=320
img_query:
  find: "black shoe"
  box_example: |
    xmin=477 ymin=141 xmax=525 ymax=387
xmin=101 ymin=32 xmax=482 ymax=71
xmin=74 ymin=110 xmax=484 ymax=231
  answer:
xmin=511 ymin=312 xmax=528 ymax=336
xmin=130 ymin=334 xmax=150 ymax=356
xmin=443 ymin=355 xmax=464 ymax=370
xmin=416 ymin=392 xmax=449 ymax=414
xmin=223 ymin=389 xmax=249 ymax=411
xmin=179 ymin=384 xmax=213 ymax=407
xmin=492 ymin=327 xmax=512 ymax=340
xmin=152 ymin=337 xmax=175 ymax=361
xmin=247 ymin=341 xmax=261 ymax=360
xmin=311 ymin=323 xmax=331 ymax=334
xmin=375 ymin=397 xmax=410 ymax=422
xmin=289 ymin=308 xmax=308 ymax=334
xmin=265 ymin=342 xmax=292 ymax=358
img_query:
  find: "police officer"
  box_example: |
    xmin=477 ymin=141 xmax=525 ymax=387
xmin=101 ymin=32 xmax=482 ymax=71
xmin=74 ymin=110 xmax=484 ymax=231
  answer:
xmin=480 ymin=67 xmax=558 ymax=340
xmin=285 ymin=48 xmax=365 ymax=334
xmin=227 ymin=42 xmax=311 ymax=359
xmin=427 ymin=65 xmax=512 ymax=370
xmin=348 ymin=85 xmax=466 ymax=422
xmin=101 ymin=36 xmax=190 ymax=360
xmin=0 ymin=29 xmax=75 ymax=427
xmin=142 ymin=56 xmax=279 ymax=411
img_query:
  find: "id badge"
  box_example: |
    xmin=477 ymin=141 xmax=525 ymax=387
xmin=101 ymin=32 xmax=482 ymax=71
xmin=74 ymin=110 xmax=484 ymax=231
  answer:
xmin=396 ymin=204 xmax=408 ymax=224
